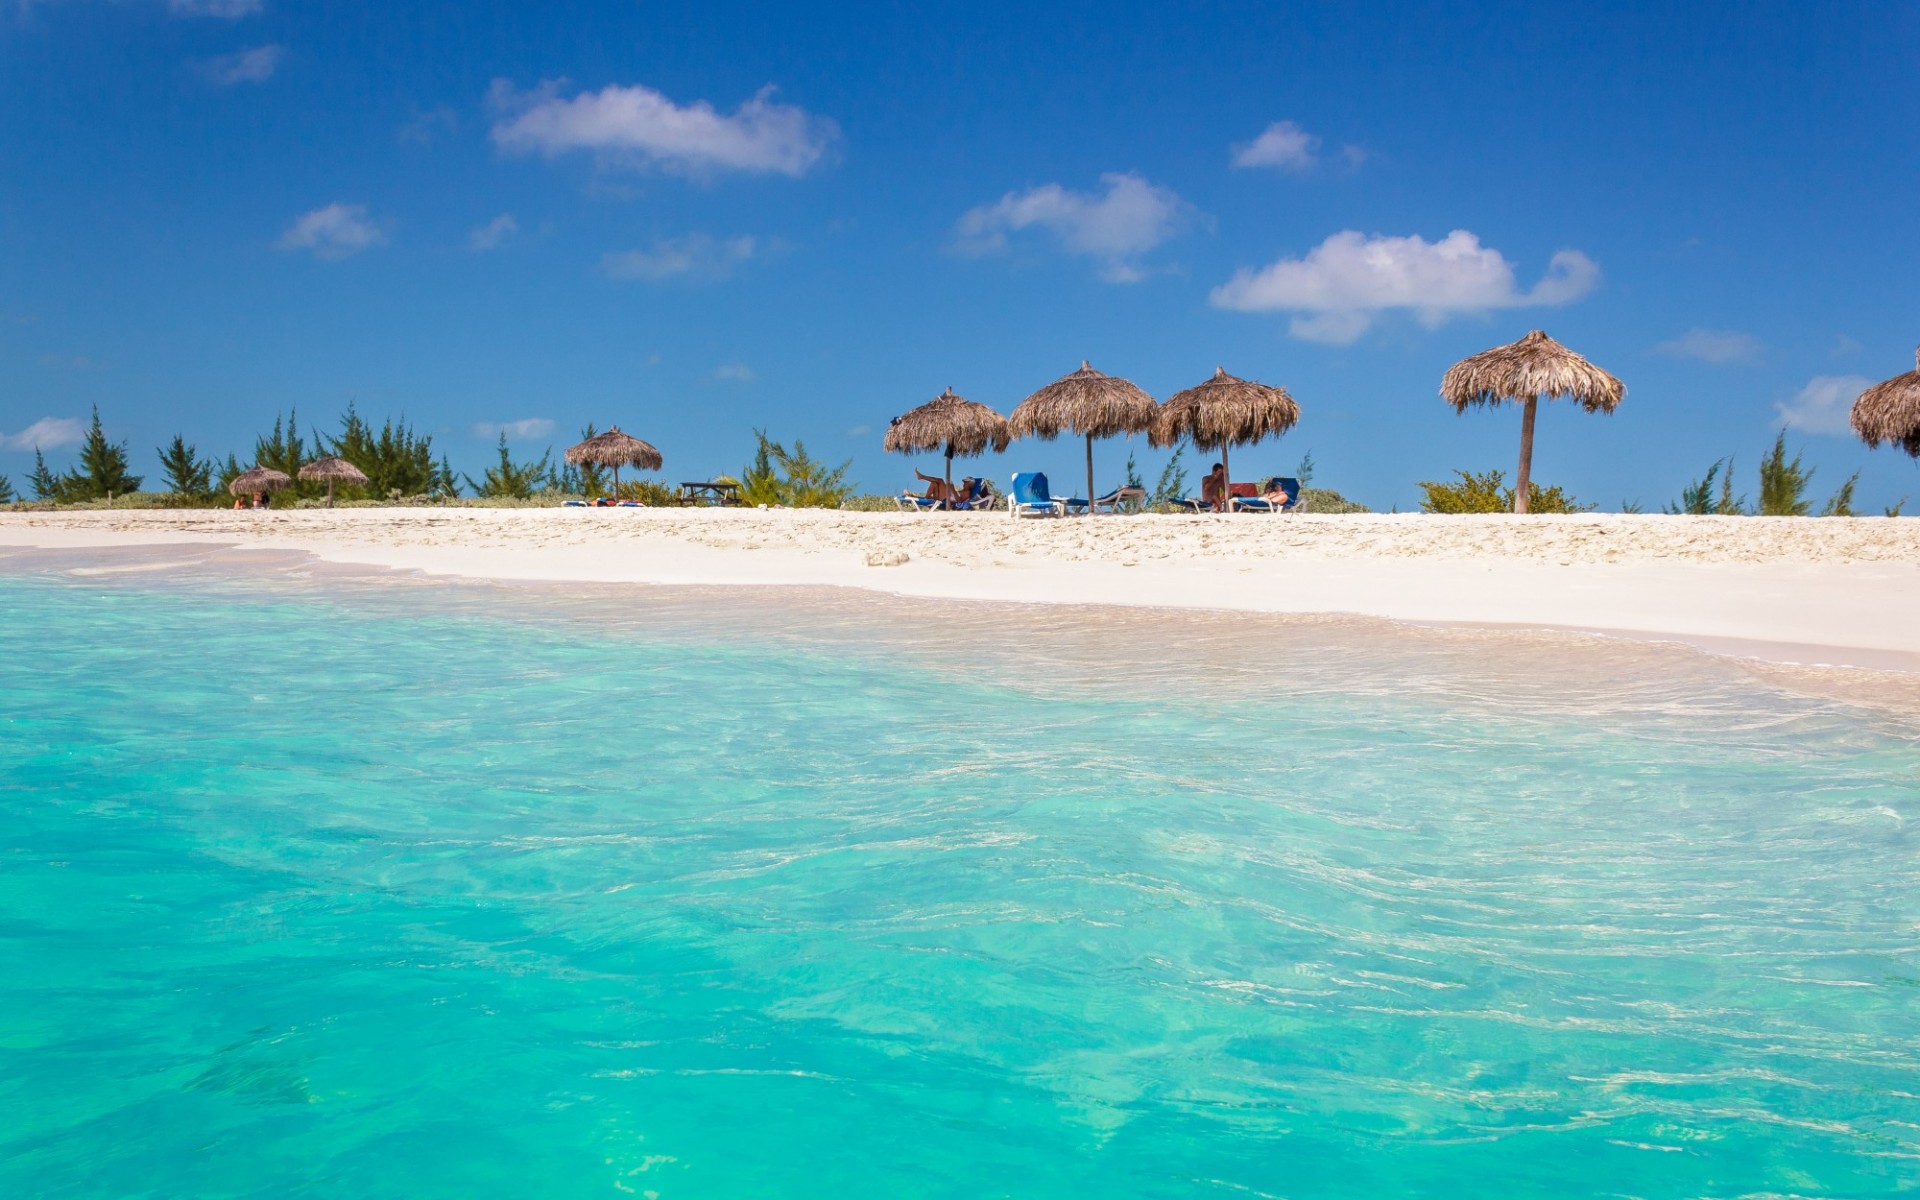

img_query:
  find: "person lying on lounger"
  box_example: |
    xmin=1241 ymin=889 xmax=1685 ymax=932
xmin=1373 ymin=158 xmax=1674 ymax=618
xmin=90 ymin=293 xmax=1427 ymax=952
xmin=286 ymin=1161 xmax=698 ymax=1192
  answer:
xmin=903 ymin=470 xmax=966 ymax=505
xmin=1259 ymin=480 xmax=1297 ymax=507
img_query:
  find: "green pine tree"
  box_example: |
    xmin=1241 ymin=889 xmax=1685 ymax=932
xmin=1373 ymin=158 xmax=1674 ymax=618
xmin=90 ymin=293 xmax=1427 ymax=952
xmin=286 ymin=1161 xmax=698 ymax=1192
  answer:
xmin=0 ymin=474 xmax=15 ymax=504
xmin=157 ymin=434 xmax=215 ymax=501
xmin=1756 ymin=432 xmax=1814 ymax=516
xmin=60 ymin=406 xmax=143 ymax=500
xmin=327 ymin=402 xmax=438 ymax=499
xmin=30 ymin=448 xmax=61 ymax=501
xmin=463 ymin=433 xmax=551 ymax=498
xmin=1150 ymin=440 xmax=1189 ymax=510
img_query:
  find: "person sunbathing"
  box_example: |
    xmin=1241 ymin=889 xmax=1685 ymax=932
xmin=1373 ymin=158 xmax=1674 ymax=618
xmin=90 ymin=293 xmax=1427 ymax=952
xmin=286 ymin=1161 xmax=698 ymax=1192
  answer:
xmin=904 ymin=470 xmax=963 ymax=505
xmin=1259 ymin=480 xmax=1296 ymax=507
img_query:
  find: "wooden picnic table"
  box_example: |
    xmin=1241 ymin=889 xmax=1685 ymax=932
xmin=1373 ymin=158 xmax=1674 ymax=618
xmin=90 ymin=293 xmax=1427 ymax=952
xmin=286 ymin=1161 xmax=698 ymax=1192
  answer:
xmin=678 ymin=481 xmax=743 ymax=506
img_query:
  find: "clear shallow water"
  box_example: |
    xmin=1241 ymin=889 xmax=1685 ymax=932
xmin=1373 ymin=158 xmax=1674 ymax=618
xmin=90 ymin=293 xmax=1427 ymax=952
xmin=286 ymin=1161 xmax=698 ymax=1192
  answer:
xmin=2 ymin=555 xmax=1917 ymax=1198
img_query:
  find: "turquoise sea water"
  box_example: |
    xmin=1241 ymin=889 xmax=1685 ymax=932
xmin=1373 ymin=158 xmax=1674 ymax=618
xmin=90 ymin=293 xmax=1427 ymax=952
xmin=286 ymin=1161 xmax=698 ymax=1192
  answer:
xmin=2 ymin=553 xmax=1917 ymax=1198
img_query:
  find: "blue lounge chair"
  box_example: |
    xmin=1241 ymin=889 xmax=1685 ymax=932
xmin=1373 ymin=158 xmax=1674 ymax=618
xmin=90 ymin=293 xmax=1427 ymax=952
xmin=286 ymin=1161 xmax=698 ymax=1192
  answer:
xmin=951 ymin=478 xmax=998 ymax=511
xmin=1088 ymin=485 xmax=1147 ymax=513
xmin=1007 ymin=471 xmax=1082 ymax=517
xmin=1232 ymin=477 xmax=1303 ymax=514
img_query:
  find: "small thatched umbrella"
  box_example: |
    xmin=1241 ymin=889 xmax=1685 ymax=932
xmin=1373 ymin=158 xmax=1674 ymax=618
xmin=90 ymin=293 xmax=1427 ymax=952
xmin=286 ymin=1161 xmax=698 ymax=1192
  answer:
xmin=1009 ymin=360 xmax=1157 ymax=508
xmin=1440 ymin=329 xmax=1624 ymax=514
xmin=1850 ymin=347 xmax=1920 ymax=457
xmin=1151 ymin=367 xmax=1301 ymax=497
xmin=883 ymin=387 xmax=1011 ymax=496
xmin=298 ymin=455 xmax=368 ymax=508
xmin=228 ymin=466 xmax=292 ymax=503
xmin=565 ymin=426 xmax=663 ymax=494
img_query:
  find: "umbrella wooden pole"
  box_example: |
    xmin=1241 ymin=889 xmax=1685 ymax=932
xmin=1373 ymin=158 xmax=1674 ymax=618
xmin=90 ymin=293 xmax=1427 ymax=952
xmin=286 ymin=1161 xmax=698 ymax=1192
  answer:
xmin=945 ymin=443 xmax=954 ymax=499
xmin=1513 ymin=396 xmax=1539 ymax=515
xmin=1222 ymin=442 xmax=1231 ymax=511
xmin=613 ymin=464 xmax=621 ymax=498
xmin=1085 ymin=434 xmax=1095 ymax=516
xmin=326 ymin=479 xmax=335 ymax=509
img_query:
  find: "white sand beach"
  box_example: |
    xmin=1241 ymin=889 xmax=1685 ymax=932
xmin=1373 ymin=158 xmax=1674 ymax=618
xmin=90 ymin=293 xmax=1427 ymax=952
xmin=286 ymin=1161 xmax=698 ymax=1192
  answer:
xmin=6 ymin=508 xmax=1918 ymax=672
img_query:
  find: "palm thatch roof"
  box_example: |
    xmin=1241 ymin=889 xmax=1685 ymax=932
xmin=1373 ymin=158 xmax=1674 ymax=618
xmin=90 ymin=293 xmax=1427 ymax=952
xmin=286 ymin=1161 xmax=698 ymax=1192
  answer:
xmin=228 ymin=466 xmax=292 ymax=496
xmin=1009 ymin=361 xmax=1157 ymax=440
xmin=1151 ymin=367 xmax=1299 ymax=451
xmin=883 ymin=388 xmax=1011 ymax=458
xmin=1439 ymin=329 xmax=1625 ymax=413
xmin=298 ymin=456 xmax=369 ymax=485
xmin=565 ymin=426 xmax=663 ymax=471
xmin=1850 ymin=347 xmax=1920 ymax=457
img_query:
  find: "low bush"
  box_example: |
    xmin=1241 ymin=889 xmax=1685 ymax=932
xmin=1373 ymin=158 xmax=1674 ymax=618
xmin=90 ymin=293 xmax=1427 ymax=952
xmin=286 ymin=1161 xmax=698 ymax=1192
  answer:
xmin=1419 ymin=469 xmax=1592 ymax=514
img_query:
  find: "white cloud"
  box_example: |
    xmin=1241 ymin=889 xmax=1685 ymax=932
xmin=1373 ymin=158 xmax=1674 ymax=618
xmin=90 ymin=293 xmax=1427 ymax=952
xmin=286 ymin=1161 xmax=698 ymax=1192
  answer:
xmin=398 ymin=106 xmax=458 ymax=147
xmin=847 ymin=424 xmax=871 ymax=437
xmin=601 ymin=233 xmax=756 ymax=282
xmin=1 ymin=416 xmax=84 ymax=451
xmin=489 ymin=80 xmax=838 ymax=178
xmin=1833 ymin=334 xmax=1864 ymax=357
xmin=467 ymin=213 xmax=517 ymax=252
xmin=1655 ymin=327 xmax=1762 ymax=364
xmin=472 ymin=418 xmax=555 ymax=440
xmin=953 ymin=172 xmax=1195 ymax=283
xmin=1209 ymin=229 xmax=1600 ymax=344
xmin=168 ymin=0 xmax=261 ymax=17
xmin=712 ymin=363 xmax=754 ymax=382
xmin=1777 ymin=375 xmax=1873 ymax=437
xmin=1232 ymin=120 xmax=1320 ymax=171
xmin=276 ymin=203 xmax=387 ymax=260
xmin=200 ymin=43 xmax=280 ymax=85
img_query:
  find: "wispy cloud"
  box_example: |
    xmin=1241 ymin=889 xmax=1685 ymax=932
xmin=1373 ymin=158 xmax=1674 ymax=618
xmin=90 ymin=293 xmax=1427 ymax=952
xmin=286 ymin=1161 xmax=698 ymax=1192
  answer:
xmin=167 ymin=0 xmax=261 ymax=17
xmin=1230 ymin=120 xmax=1364 ymax=173
xmin=712 ymin=363 xmax=754 ymax=382
xmin=489 ymin=80 xmax=838 ymax=178
xmin=601 ymin=233 xmax=756 ymax=282
xmin=1209 ymin=229 xmax=1600 ymax=344
xmin=1232 ymin=120 xmax=1319 ymax=171
xmin=467 ymin=213 xmax=517 ymax=252
xmin=1655 ymin=327 xmax=1762 ymax=364
xmin=276 ymin=203 xmax=387 ymax=260
xmin=200 ymin=43 xmax=281 ymax=85
xmin=1 ymin=416 xmax=84 ymax=451
xmin=1777 ymin=375 xmax=1872 ymax=437
xmin=37 ymin=353 xmax=108 ymax=371
xmin=472 ymin=418 xmax=555 ymax=440
xmin=1832 ymin=334 xmax=1864 ymax=358
xmin=954 ymin=172 xmax=1195 ymax=283
xmin=398 ymin=106 xmax=458 ymax=147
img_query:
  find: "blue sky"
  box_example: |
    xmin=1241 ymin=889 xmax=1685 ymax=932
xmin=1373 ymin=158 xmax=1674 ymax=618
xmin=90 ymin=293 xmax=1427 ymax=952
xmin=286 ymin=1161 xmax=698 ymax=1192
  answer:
xmin=4 ymin=0 xmax=1917 ymax=509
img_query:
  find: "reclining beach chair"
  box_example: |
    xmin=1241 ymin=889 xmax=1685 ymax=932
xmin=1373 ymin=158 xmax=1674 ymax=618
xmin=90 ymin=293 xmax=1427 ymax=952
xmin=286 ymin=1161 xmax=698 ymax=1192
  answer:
xmin=895 ymin=492 xmax=946 ymax=512
xmin=1007 ymin=472 xmax=1078 ymax=517
xmin=1232 ymin=477 xmax=1303 ymax=514
xmin=951 ymin=478 xmax=998 ymax=511
xmin=1087 ymin=484 xmax=1147 ymax=514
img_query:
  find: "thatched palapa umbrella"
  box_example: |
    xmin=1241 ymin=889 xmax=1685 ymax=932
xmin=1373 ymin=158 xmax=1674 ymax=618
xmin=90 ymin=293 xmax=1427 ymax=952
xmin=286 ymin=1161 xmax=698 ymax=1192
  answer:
xmin=228 ymin=466 xmax=292 ymax=501
xmin=1009 ymin=360 xmax=1157 ymax=507
xmin=883 ymin=387 xmax=1011 ymax=496
xmin=1440 ymin=329 xmax=1624 ymax=514
xmin=298 ymin=455 xmax=368 ymax=508
xmin=1850 ymin=347 xmax=1920 ymax=457
xmin=1151 ymin=367 xmax=1300 ymax=496
xmin=565 ymin=426 xmax=663 ymax=494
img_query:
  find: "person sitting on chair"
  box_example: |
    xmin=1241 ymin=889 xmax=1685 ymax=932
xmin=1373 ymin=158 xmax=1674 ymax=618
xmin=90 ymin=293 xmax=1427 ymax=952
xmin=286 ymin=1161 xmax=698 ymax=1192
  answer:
xmin=1260 ymin=479 xmax=1297 ymax=508
xmin=1199 ymin=462 xmax=1228 ymax=512
xmin=904 ymin=470 xmax=962 ymax=506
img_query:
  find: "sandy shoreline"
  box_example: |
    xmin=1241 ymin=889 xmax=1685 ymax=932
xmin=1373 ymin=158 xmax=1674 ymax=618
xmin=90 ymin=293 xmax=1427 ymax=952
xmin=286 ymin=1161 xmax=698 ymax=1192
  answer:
xmin=5 ymin=508 xmax=1918 ymax=672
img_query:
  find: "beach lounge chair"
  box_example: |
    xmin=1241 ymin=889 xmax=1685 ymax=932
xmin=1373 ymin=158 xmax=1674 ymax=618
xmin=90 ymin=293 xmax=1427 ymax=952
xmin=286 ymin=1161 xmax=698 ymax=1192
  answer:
xmin=1007 ymin=471 xmax=1079 ymax=517
xmin=1087 ymin=484 xmax=1147 ymax=513
xmin=1232 ymin=477 xmax=1303 ymax=514
xmin=952 ymin=478 xmax=998 ymax=511
xmin=562 ymin=499 xmax=589 ymax=507
xmin=896 ymin=493 xmax=946 ymax=512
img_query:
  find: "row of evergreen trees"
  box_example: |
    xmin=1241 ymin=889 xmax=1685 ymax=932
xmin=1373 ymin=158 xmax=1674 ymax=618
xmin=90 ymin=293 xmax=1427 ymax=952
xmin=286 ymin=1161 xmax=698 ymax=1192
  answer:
xmin=1 ymin=407 xmax=665 ymax=506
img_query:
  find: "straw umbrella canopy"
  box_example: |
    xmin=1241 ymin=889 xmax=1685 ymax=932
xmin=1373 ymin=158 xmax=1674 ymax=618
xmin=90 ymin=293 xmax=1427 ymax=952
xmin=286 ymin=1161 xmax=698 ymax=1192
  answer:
xmin=1439 ymin=329 xmax=1624 ymax=514
xmin=298 ymin=455 xmax=368 ymax=508
xmin=883 ymin=387 xmax=1011 ymax=495
xmin=1009 ymin=360 xmax=1157 ymax=507
xmin=1850 ymin=347 xmax=1920 ymax=457
xmin=565 ymin=426 xmax=663 ymax=494
xmin=1151 ymin=367 xmax=1301 ymax=494
xmin=228 ymin=466 xmax=292 ymax=499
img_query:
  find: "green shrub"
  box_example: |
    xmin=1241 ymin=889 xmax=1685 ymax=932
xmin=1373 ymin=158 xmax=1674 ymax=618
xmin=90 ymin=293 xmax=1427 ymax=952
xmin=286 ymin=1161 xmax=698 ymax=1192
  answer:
xmin=1757 ymin=432 xmax=1815 ymax=516
xmin=1418 ymin=469 xmax=1591 ymax=514
xmin=840 ymin=494 xmax=902 ymax=512
xmin=463 ymin=434 xmax=552 ymax=499
xmin=1821 ymin=471 xmax=1861 ymax=517
xmin=737 ymin=429 xmax=854 ymax=507
xmin=1296 ymin=487 xmax=1370 ymax=514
